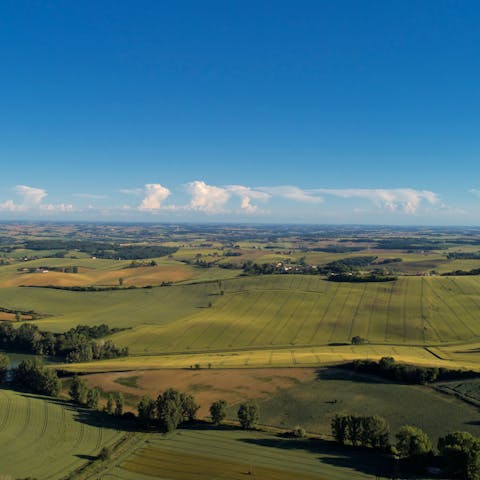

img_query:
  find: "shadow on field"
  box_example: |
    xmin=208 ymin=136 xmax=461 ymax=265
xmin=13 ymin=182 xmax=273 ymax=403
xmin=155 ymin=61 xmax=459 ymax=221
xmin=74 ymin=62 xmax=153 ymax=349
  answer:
xmin=75 ymin=454 xmax=97 ymax=461
xmin=315 ymin=367 xmax=392 ymax=385
xmin=240 ymin=436 xmax=392 ymax=478
xmin=18 ymin=393 xmax=138 ymax=432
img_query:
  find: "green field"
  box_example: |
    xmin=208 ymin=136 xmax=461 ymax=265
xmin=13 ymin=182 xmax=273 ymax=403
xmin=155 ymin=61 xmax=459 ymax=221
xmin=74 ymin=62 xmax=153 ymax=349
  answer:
xmin=3 ymin=274 xmax=480 ymax=369
xmin=106 ymin=426 xmax=385 ymax=480
xmin=256 ymin=368 xmax=480 ymax=443
xmin=0 ymin=389 xmax=125 ymax=479
xmin=105 ymin=275 xmax=480 ymax=357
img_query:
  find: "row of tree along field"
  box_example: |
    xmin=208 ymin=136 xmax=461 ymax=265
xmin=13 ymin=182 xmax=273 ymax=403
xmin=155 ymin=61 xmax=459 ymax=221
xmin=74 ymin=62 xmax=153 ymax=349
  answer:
xmin=332 ymin=413 xmax=480 ymax=480
xmin=0 ymin=322 xmax=128 ymax=362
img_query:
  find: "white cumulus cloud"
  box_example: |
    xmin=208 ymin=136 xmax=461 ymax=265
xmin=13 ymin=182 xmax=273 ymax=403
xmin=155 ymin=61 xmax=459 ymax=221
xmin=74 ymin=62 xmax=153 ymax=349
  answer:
xmin=186 ymin=181 xmax=230 ymax=213
xmin=138 ymin=183 xmax=171 ymax=210
xmin=257 ymin=185 xmax=323 ymax=203
xmin=314 ymin=188 xmax=440 ymax=214
xmin=15 ymin=185 xmax=47 ymax=205
xmin=225 ymin=185 xmax=270 ymax=214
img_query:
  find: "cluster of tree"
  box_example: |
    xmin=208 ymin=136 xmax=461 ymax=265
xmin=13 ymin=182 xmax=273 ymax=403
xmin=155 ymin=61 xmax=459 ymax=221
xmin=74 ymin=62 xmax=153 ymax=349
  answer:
xmin=0 ymin=322 xmax=128 ymax=362
xmin=331 ymin=414 xmax=389 ymax=449
xmin=0 ymin=353 xmax=9 ymax=383
xmin=351 ymin=336 xmax=368 ymax=345
xmin=332 ymin=415 xmax=480 ymax=480
xmin=0 ymin=306 xmax=38 ymax=319
xmin=349 ymin=357 xmax=478 ymax=384
xmin=395 ymin=426 xmax=480 ymax=480
xmin=326 ymin=272 xmax=397 ymax=283
xmin=136 ymin=388 xmax=200 ymax=432
xmin=124 ymin=260 xmax=158 ymax=268
xmin=223 ymin=251 xmax=242 ymax=257
xmin=27 ymin=284 xmax=150 ymax=291
xmin=237 ymin=401 xmax=260 ymax=429
xmin=239 ymin=256 xmax=397 ymax=282
xmin=12 ymin=358 xmax=61 ymax=396
xmin=321 ymin=256 xmax=378 ymax=273
xmin=69 ymin=375 xmax=101 ymax=409
xmin=447 ymin=252 xmax=480 ymax=259
xmin=437 ymin=431 xmax=480 ymax=480
xmin=376 ymin=257 xmax=402 ymax=265
xmin=17 ymin=265 xmax=79 ymax=273
xmin=442 ymin=268 xmax=480 ymax=276
xmin=23 ymin=240 xmax=177 ymax=260
xmin=310 ymin=245 xmax=364 ymax=253
xmin=375 ymin=238 xmax=446 ymax=251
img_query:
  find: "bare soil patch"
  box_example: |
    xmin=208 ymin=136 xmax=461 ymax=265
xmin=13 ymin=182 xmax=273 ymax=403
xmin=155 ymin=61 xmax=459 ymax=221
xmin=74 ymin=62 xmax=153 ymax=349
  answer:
xmin=84 ymin=368 xmax=316 ymax=416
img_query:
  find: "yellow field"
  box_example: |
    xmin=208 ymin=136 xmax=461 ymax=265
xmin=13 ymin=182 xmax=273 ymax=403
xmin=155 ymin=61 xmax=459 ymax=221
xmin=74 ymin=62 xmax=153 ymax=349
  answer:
xmin=58 ymin=343 xmax=480 ymax=373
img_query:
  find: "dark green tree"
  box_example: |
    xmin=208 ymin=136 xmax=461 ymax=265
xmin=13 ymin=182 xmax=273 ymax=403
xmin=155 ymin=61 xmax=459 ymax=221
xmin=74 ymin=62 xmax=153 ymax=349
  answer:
xmin=156 ymin=388 xmax=184 ymax=433
xmin=396 ymin=425 xmax=432 ymax=458
xmin=438 ymin=431 xmax=480 ymax=480
xmin=361 ymin=415 xmax=390 ymax=449
xmin=137 ymin=396 xmax=156 ymax=425
xmin=0 ymin=353 xmax=9 ymax=384
xmin=181 ymin=393 xmax=199 ymax=422
xmin=12 ymin=359 xmax=61 ymax=396
xmin=114 ymin=393 xmax=124 ymax=416
xmin=210 ymin=400 xmax=227 ymax=425
xmin=86 ymin=387 xmax=100 ymax=409
xmin=104 ymin=393 xmax=115 ymax=414
xmin=331 ymin=414 xmax=348 ymax=445
xmin=347 ymin=415 xmax=362 ymax=447
xmin=237 ymin=401 xmax=259 ymax=430
xmin=98 ymin=446 xmax=111 ymax=461
xmin=69 ymin=375 xmax=88 ymax=404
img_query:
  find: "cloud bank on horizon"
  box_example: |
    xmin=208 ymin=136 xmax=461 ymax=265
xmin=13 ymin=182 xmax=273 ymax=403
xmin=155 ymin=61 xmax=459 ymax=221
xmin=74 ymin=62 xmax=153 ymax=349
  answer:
xmin=0 ymin=180 xmax=453 ymax=222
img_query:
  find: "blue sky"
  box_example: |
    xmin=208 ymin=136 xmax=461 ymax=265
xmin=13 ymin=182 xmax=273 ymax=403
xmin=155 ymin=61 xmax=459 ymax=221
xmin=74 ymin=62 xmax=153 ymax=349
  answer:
xmin=1 ymin=0 xmax=480 ymax=224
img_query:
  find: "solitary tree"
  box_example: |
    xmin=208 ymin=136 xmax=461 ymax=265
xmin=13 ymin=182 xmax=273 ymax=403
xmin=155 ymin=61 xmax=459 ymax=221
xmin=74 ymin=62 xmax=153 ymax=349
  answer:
xmin=104 ymin=393 xmax=115 ymax=414
xmin=98 ymin=446 xmax=111 ymax=461
xmin=115 ymin=393 xmax=124 ymax=416
xmin=210 ymin=400 xmax=227 ymax=425
xmin=237 ymin=401 xmax=259 ymax=430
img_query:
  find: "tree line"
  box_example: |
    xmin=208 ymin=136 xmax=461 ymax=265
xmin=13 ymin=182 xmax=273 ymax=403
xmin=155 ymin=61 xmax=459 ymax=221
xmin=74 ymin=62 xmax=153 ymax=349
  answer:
xmin=23 ymin=240 xmax=178 ymax=259
xmin=348 ymin=356 xmax=478 ymax=384
xmin=331 ymin=413 xmax=480 ymax=480
xmin=0 ymin=322 xmax=128 ymax=362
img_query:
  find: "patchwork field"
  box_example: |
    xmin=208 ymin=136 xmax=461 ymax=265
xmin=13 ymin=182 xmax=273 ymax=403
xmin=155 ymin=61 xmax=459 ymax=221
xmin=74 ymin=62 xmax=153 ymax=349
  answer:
xmin=106 ymin=275 xmax=480 ymax=358
xmin=81 ymin=367 xmax=480 ymax=443
xmin=3 ymin=274 xmax=480 ymax=369
xmin=83 ymin=368 xmax=316 ymax=416
xmin=0 ymin=389 xmax=125 ymax=479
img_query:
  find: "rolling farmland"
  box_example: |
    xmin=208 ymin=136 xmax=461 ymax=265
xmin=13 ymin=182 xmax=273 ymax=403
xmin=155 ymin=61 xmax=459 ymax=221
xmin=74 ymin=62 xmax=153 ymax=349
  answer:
xmin=0 ymin=389 xmax=125 ymax=479
xmin=108 ymin=427 xmax=384 ymax=480
xmin=107 ymin=275 xmax=480 ymax=357
xmin=3 ymin=274 xmax=480 ymax=369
